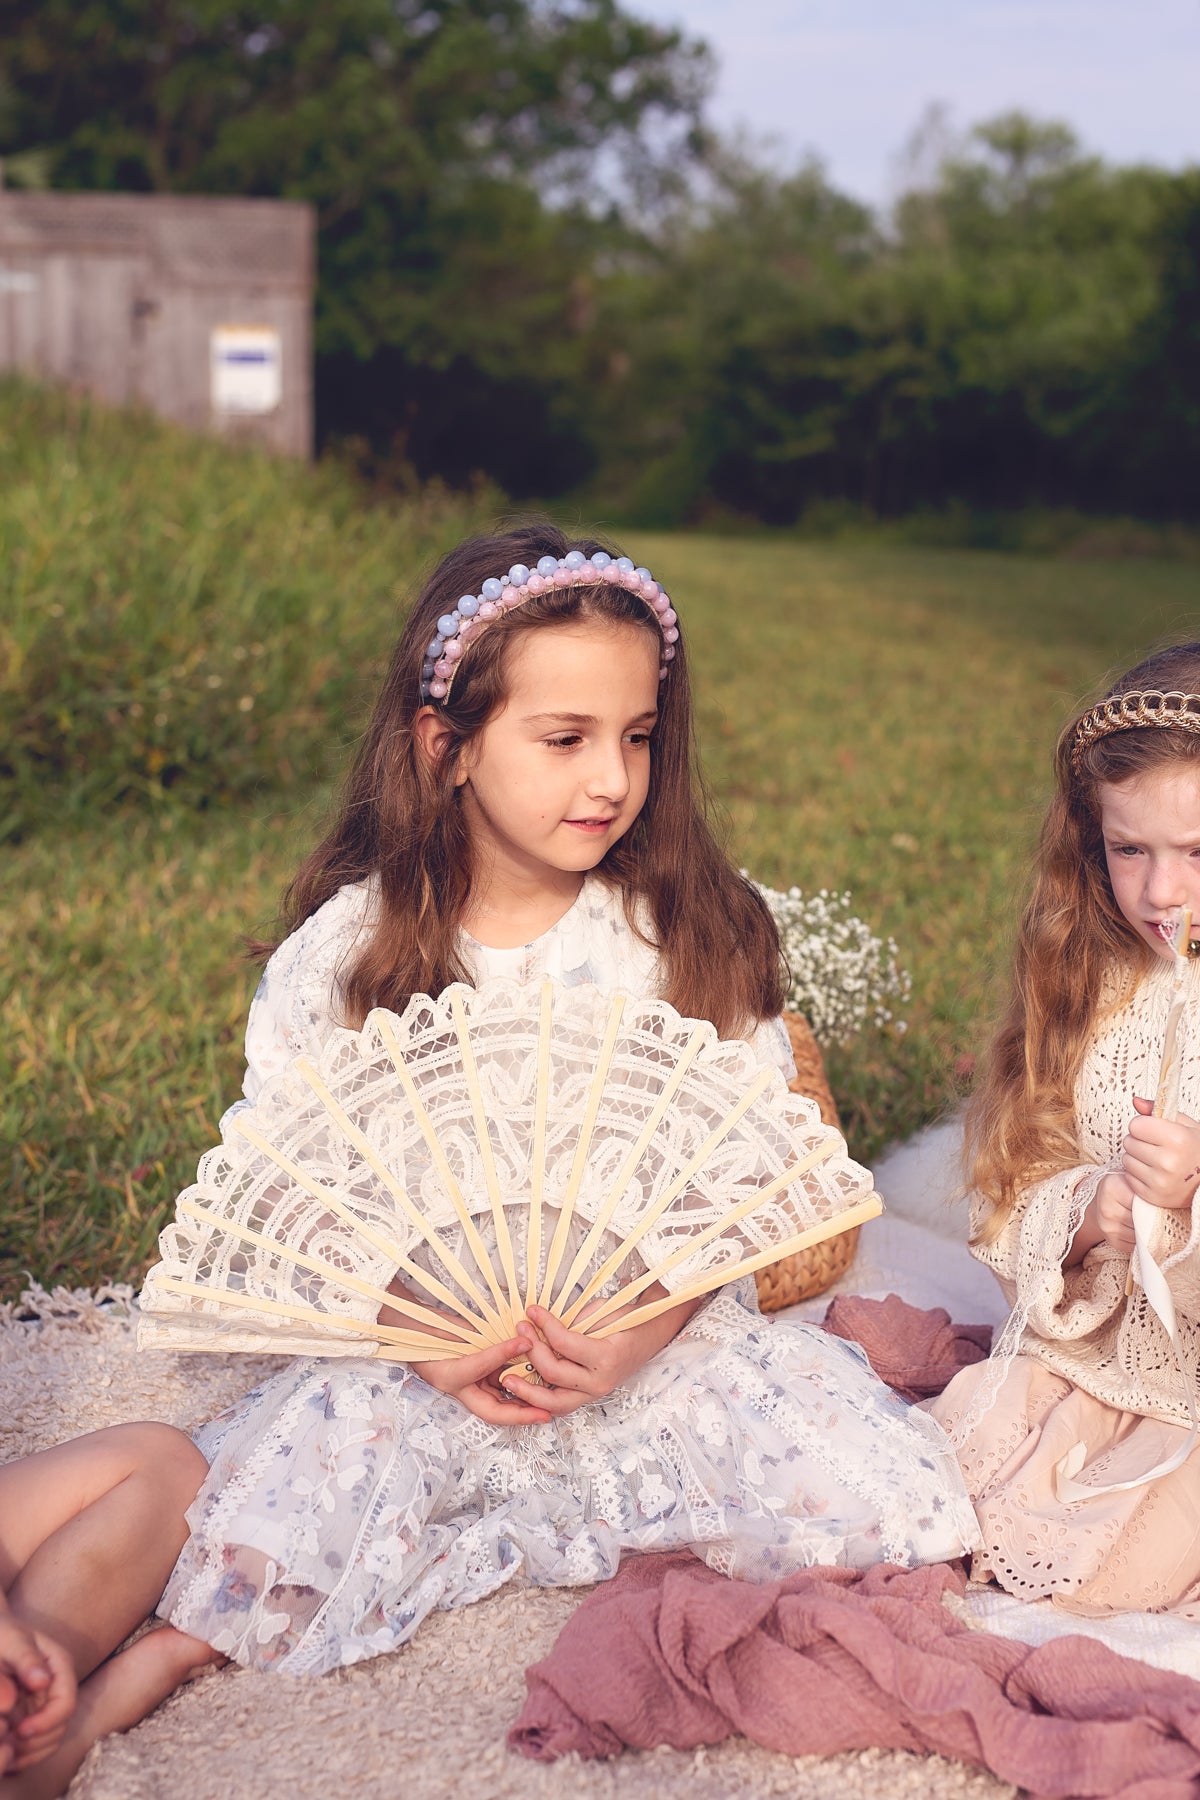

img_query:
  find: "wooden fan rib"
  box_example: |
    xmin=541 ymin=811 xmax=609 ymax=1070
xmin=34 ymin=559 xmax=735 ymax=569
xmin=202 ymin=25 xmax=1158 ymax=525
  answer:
xmin=525 ymin=981 xmax=554 ymax=1310
xmin=369 ymin=1014 xmax=513 ymax=1330
xmin=587 ymin=1193 xmax=882 ymax=1337
xmin=146 ymin=1274 xmax=479 ymax=1359
xmin=295 ymin=1049 xmax=508 ymax=1337
xmin=231 ymin=1115 xmax=501 ymax=1345
xmin=176 ymin=1196 xmax=490 ymax=1352
xmin=558 ymin=1063 xmax=777 ymax=1325
xmin=449 ymin=989 xmax=523 ymax=1325
xmin=546 ymin=1022 xmax=714 ymax=1317
xmin=537 ymin=992 xmax=627 ymax=1309
xmin=578 ymin=1133 xmax=856 ymax=1329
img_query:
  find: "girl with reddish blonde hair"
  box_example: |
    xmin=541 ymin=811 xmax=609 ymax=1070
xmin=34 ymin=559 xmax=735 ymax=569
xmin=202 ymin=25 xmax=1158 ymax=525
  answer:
xmin=933 ymin=641 xmax=1200 ymax=1613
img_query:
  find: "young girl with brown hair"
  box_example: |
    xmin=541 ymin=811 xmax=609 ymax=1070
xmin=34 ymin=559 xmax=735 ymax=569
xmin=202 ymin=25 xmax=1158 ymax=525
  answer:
xmin=150 ymin=524 xmax=977 ymax=1675
xmin=931 ymin=641 xmax=1200 ymax=1615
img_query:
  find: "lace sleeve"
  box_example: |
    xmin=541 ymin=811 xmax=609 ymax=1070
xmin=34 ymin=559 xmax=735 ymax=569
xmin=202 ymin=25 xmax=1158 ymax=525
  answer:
xmin=239 ymin=883 xmax=376 ymax=1109
xmin=745 ymin=1015 xmax=797 ymax=1083
xmin=971 ymin=1162 xmax=1127 ymax=1344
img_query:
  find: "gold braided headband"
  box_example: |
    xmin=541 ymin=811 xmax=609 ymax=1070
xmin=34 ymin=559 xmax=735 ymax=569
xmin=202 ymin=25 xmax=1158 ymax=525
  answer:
xmin=1071 ymin=689 xmax=1200 ymax=773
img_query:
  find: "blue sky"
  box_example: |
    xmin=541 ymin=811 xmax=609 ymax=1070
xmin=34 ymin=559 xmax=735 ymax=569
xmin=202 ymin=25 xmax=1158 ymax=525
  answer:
xmin=634 ymin=0 xmax=1200 ymax=201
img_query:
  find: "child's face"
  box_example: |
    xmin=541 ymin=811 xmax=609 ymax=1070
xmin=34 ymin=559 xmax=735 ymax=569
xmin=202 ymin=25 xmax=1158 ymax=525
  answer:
xmin=456 ymin=620 xmax=661 ymax=887
xmin=1099 ymin=766 xmax=1200 ymax=958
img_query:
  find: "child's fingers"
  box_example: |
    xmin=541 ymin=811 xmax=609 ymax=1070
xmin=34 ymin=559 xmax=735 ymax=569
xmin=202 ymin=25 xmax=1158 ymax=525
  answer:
xmin=511 ymin=1336 xmax=597 ymax=1396
xmin=1125 ymin=1115 xmax=1195 ymax=1152
xmin=0 ymin=1625 xmax=52 ymax=1694
xmin=14 ymin=1637 xmax=75 ymax=1742
xmin=497 ymin=1375 xmax=587 ymax=1417
xmin=412 ymin=1335 xmax=525 ymax=1386
xmin=456 ymin=1377 xmax=554 ymax=1426
xmin=523 ymin=1306 xmax=599 ymax=1370
xmin=12 ymin=1719 xmax=68 ymax=1767
xmin=502 ymin=1339 xmax=592 ymax=1395
xmin=1123 ymin=1138 xmax=1200 ymax=1202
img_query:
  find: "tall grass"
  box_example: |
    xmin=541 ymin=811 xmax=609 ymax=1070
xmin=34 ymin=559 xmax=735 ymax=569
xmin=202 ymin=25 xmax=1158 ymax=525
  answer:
xmin=0 ymin=379 xmax=490 ymax=839
xmin=3 ymin=381 xmax=1199 ymax=1296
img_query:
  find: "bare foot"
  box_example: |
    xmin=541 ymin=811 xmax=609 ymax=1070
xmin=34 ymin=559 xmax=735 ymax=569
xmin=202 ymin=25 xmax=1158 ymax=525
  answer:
xmin=4 ymin=1627 xmax=222 ymax=1799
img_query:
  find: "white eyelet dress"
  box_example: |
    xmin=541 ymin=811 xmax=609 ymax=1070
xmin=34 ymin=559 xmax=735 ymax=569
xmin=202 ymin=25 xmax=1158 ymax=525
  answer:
xmin=158 ymin=875 xmax=978 ymax=1672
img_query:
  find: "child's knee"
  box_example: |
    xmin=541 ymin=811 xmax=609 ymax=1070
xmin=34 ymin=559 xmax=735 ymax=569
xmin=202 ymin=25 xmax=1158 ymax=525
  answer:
xmin=107 ymin=1423 xmax=207 ymax=1500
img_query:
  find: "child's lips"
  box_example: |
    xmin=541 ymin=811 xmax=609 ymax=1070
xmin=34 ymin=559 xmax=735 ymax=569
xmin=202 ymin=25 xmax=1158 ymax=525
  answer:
xmin=1148 ymin=918 xmax=1199 ymax=949
xmin=564 ymin=816 xmax=615 ymax=832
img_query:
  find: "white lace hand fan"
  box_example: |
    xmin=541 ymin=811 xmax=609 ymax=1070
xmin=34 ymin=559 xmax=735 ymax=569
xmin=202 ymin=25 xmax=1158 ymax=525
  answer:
xmin=138 ymin=978 xmax=881 ymax=1365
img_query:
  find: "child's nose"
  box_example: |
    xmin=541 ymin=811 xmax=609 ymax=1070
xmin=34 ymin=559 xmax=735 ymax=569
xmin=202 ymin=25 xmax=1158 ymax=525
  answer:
xmin=584 ymin=744 xmax=630 ymax=801
xmin=1145 ymin=858 xmax=1187 ymax=909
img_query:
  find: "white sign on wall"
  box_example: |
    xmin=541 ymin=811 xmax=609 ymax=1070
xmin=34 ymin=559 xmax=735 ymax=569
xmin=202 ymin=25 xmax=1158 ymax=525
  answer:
xmin=0 ymin=268 xmax=38 ymax=294
xmin=211 ymin=325 xmax=282 ymax=415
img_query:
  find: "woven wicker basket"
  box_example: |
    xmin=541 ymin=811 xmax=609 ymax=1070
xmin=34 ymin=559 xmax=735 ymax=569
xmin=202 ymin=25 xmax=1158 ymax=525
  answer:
xmin=754 ymin=1013 xmax=861 ymax=1313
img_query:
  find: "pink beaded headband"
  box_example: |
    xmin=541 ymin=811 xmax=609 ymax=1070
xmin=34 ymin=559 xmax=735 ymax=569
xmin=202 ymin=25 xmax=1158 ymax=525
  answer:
xmin=419 ymin=551 xmax=679 ymax=704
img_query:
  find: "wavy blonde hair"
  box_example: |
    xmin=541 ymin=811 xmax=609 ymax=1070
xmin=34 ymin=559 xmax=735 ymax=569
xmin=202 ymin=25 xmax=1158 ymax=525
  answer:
xmin=969 ymin=641 xmax=1200 ymax=1240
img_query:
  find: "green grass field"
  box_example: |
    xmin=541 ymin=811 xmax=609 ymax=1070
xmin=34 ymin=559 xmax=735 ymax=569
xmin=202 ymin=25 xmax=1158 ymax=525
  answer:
xmin=4 ymin=386 xmax=1199 ymax=1298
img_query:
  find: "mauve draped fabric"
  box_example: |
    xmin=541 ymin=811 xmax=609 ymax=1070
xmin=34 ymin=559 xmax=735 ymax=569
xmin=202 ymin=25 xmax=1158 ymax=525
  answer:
xmin=821 ymin=1293 xmax=992 ymax=1401
xmin=510 ymin=1301 xmax=1200 ymax=1798
xmin=508 ymin=1553 xmax=1200 ymax=1797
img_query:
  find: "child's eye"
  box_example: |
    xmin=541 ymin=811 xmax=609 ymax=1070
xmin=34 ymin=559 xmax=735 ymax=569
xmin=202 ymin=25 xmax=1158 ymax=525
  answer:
xmin=545 ymin=734 xmax=582 ymax=749
xmin=625 ymin=731 xmax=652 ymax=747
xmin=1111 ymin=844 xmax=1142 ymax=857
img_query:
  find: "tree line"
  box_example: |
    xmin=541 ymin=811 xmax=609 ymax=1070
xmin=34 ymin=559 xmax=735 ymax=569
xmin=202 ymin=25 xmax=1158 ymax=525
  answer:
xmin=3 ymin=1 xmax=1198 ymax=523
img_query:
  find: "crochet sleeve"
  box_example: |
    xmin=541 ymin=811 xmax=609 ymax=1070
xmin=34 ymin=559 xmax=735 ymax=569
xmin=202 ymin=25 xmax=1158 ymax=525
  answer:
xmin=1156 ymin=1195 xmax=1200 ymax=1319
xmin=969 ymin=1160 xmax=1129 ymax=1345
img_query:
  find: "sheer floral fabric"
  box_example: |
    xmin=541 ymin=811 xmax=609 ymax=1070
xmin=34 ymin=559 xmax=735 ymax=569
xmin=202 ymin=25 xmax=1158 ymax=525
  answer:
xmin=164 ymin=1286 xmax=978 ymax=1671
xmin=158 ymin=876 xmax=978 ymax=1672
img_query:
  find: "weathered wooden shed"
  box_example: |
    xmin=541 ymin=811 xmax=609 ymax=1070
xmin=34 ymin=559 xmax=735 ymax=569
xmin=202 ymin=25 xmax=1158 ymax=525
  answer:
xmin=0 ymin=190 xmax=315 ymax=456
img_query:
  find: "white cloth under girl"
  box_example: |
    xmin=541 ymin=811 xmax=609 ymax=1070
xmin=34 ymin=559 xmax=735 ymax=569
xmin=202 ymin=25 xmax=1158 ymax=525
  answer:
xmin=160 ymin=875 xmax=978 ymax=1673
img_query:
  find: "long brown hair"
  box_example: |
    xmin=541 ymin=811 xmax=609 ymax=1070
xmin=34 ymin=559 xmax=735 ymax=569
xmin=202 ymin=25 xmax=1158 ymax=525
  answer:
xmin=970 ymin=641 xmax=1200 ymax=1235
xmin=267 ymin=523 xmax=784 ymax=1038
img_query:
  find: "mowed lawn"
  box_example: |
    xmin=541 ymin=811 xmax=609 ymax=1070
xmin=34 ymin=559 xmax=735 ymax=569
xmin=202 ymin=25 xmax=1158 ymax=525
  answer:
xmin=4 ymin=531 xmax=1199 ymax=1297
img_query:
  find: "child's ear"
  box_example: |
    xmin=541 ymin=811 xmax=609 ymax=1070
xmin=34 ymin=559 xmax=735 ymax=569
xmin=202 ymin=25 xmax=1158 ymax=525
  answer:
xmin=412 ymin=706 xmax=471 ymax=786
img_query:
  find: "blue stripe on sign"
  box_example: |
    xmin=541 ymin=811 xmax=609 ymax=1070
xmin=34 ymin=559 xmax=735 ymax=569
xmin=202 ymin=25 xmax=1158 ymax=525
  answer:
xmin=222 ymin=351 xmax=272 ymax=363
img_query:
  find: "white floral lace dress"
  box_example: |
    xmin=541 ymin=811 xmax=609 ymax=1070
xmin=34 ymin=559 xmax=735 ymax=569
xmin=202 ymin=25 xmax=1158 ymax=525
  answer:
xmin=159 ymin=876 xmax=978 ymax=1673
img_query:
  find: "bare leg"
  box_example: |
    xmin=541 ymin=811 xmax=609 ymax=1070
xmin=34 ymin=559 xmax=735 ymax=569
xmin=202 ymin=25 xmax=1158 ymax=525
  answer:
xmin=0 ymin=1423 xmax=216 ymax=1792
xmin=0 ymin=1423 xmax=208 ymax=1679
xmin=5 ymin=1626 xmax=220 ymax=1800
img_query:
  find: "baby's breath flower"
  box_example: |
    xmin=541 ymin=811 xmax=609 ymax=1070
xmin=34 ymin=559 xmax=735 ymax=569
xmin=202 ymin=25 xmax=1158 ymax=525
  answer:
xmin=749 ymin=879 xmax=912 ymax=1048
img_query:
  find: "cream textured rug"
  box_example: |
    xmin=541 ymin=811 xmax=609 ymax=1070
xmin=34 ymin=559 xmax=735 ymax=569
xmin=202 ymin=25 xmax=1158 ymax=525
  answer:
xmin=1 ymin=1120 xmax=1178 ymax=1800
xmin=2 ymin=1280 xmax=1017 ymax=1800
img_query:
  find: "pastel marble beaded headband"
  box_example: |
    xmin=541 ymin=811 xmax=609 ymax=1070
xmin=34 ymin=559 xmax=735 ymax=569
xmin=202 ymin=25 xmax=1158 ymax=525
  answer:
xmin=1070 ymin=689 xmax=1200 ymax=774
xmin=419 ymin=551 xmax=679 ymax=704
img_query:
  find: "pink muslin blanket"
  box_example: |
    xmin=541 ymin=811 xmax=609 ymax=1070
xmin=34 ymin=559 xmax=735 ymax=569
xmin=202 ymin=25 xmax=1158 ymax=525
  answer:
xmin=510 ymin=1301 xmax=1200 ymax=1797
xmin=509 ymin=1553 xmax=1200 ymax=1797
xmin=822 ymin=1292 xmax=992 ymax=1400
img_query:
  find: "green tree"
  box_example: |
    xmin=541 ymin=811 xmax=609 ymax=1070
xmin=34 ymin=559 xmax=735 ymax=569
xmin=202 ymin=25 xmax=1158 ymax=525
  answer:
xmin=585 ymin=115 xmax=1192 ymax=524
xmin=0 ymin=0 xmax=709 ymax=488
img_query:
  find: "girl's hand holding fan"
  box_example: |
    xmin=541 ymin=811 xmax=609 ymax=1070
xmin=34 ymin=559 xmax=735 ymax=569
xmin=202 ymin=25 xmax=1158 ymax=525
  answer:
xmin=499 ymin=1289 xmax=703 ymax=1415
xmin=138 ymin=978 xmax=881 ymax=1402
xmin=1122 ymin=1095 xmax=1200 ymax=1216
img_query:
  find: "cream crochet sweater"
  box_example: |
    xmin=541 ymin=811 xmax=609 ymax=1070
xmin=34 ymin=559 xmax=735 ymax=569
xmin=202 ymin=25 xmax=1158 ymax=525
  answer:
xmin=971 ymin=958 xmax=1200 ymax=1427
